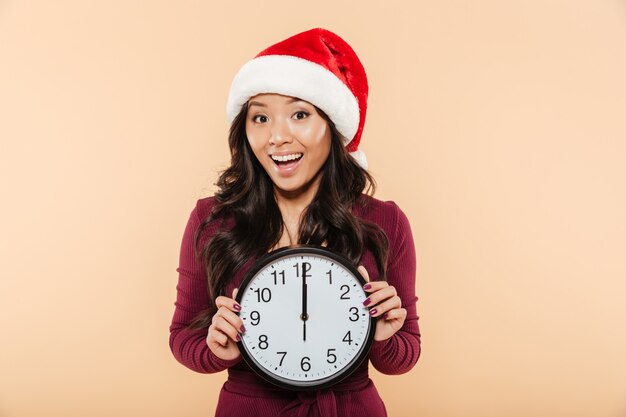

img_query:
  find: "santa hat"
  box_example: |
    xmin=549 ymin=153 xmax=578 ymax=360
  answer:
xmin=226 ymin=28 xmax=369 ymax=169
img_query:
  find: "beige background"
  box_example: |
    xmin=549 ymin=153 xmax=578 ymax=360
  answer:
xmin=1 ymin=1 xmax=625 ymax=416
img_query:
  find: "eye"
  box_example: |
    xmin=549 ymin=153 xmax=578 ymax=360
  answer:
xmin=252 ymin=114 xmax=268 ymax=123
xmin=293 ymin=111 xmax=309 ymax=120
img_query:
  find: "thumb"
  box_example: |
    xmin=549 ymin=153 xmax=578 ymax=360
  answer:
xmin=357 ymin=265 xmax=370 ymax=283
xmin=232 ymin=287 xmax=239 ymax=300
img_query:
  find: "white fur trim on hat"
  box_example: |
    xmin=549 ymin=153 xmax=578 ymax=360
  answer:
xmin=349 ymin=149 xmax=368 ymax=170
xmin=226 ymin=55 xmax=360 ymax=147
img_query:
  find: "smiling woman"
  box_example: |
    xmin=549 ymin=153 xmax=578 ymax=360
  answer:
xmin=169 ymin=28 xmax=421 ymax=417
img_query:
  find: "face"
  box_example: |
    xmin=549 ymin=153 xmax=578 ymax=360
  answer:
xmin=245 ymin=93 xmax=332 ymax=199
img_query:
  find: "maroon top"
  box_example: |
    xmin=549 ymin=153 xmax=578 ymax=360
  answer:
xmin=169 ymin=194 xmax=421 ymax=416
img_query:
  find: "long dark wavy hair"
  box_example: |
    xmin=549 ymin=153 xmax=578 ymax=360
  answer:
xmin=187 ymin=101 xmax=389 ymax=329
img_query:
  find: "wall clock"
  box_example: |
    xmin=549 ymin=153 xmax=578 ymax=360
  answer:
xmin=235 ymin=245 xmax=376 ymax=390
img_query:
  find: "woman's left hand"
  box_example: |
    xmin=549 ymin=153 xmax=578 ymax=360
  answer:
xmin=358 ymin=265 xmax=407 ymax=342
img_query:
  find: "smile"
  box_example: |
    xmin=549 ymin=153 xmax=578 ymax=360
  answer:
xmin=271 ymin=153 xmax=303 ymax=163
xmin=269 ymin=152 xmax=304 ymax=176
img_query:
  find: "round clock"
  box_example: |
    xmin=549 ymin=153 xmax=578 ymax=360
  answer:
xmin=235 ymin=245 xmax=376 ymax=391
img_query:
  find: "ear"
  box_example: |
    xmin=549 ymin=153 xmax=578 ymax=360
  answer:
xmin=357 ymin=265 xmax=370 ymax=283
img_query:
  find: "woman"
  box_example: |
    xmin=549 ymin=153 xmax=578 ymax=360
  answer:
xmin=169 ymin=28 xmax=421 ymax=416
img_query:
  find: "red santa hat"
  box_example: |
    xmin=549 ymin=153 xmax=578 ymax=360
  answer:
xmin=226 ymin=28 xmax=369 ymax=169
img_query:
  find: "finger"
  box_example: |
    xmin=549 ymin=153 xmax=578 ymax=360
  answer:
xmin=363 ymin=280 xmax=388 ymax=293
xmin=368 ymin=295 xmax=402 ymax=317
xmin=216 ymin=306 xmax=245 ymax=333
xmin=212 ymin=315 xmax=241 ymax=342
xmin=232 ymin=287 xmax=239 ymax=300
xmin=363 ymin=285 xmax=397 ymax=307
xmin=215 ymin=295 xmax=241 ymax=312
xmin=357 ymin=265 xmax=370 ymax=283
xmin=383 ymin=307 xmax=407 ymax=321
xmin=207 ymin=324 xmax=229 ymax=347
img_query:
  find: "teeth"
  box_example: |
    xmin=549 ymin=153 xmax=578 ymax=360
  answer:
xmin=271 ymin=153 xmax=303 ymax=162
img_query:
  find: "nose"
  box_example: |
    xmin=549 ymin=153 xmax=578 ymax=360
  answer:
xmin=269 ymin=119 xmax=294 ymax=146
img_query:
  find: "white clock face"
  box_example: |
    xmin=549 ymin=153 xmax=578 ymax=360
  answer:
xmin=236 ymin=247 xmax=374 ymax=390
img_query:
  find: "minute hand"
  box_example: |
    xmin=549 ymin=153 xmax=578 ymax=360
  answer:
xmin=302 ymin=274 xmax=308 ymax=341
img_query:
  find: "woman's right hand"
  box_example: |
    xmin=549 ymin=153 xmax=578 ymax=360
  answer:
xmin=206 ymin=288 xmax=244 ymax=361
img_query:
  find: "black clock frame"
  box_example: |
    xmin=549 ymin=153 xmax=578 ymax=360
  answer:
xmin=235 ymin=245 xmax=377 ymax=391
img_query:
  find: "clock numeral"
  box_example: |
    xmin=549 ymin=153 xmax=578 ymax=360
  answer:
xmin=258 ymin=334 xmax=269 ymax=350
xmin=326 ymin=348 xmax=337 ymax=364
xmin=340 ymin=285 xmax=350 ymax=300
xmin=349 ymin=307 xmax=359 ymax=322
xmin=293 ymin=262 xmax=312 ymax=279
xmin=254 ymin=288 xmax=272 ymax=303
xmin=276 ymin=351 xmax=287 ymax=366
xmin=300 ymin=356 xmax=311 ymax=372
xmin=250 ymin=310 xmax=260 ymax=326
xmin=271 ymin=270 xmax=285 ymax=285
xmin=326 ymin=270 xmax=332 ymax=284
xmin=342 ymin=331 xmax=353 ymax=345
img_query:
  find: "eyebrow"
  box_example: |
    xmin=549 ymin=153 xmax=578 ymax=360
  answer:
xmin=247 ymin=97 xmax=306 ymax=108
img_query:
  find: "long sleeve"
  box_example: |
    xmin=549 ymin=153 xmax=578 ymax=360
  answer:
xmin=368 ymin=202 xmax=421 ymax=375
xmin=168 ymin=201 xmax=242 ymax=373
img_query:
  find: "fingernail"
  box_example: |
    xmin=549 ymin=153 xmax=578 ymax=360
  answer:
xmin=363 ymin=298 xmax=371 ymax=306
xmin=363 ymin=283 xmax=372 ymax=290
xmin=369 ymin=308 xmax=378 ymax=316
xmin=236 ymin=333 xmax=241 ymax=341
xmin=383 ymin=313 xmax=389 ymax=320
xmin=233 ymin=303 xmax=241 ymax=311
xmin=240 ymin=325 xmax=246 ymax=333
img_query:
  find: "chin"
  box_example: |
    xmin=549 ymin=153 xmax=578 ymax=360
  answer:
xmin=273 ymin=182 xmax=304 ymax=193
xmin=271 ymin=177 xmax=314 ymax=195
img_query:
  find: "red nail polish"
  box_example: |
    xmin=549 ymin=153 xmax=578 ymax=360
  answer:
xmin=369 ymin=308 xmax=378 ymax=316
xmin=383 ymin=313 xmax=389 ymax=320
xmin=363 ymin=283 xmax=372 ymax=290
xmin=236 ymin=333 xmax=241 ymax=341
xmin=240 ymin=325 xmax=246 ymax=333
xmin=233 ymin=303 xmax=241 ymax=311
xmin=363 ymin=298 xmax=371 ymax=306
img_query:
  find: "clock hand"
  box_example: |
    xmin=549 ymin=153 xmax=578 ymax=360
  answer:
xmin=302 ymin=270 xmax=308 ymax=341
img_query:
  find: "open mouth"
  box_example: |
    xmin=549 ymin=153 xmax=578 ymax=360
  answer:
xmin=271 ymin=153 xmax=303 ymax=166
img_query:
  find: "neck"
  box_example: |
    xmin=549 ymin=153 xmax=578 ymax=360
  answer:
xmin=274 ymin=188 xmax=315 ymax=216
xmin=273 ymin=174 xmax=321 ymax=237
